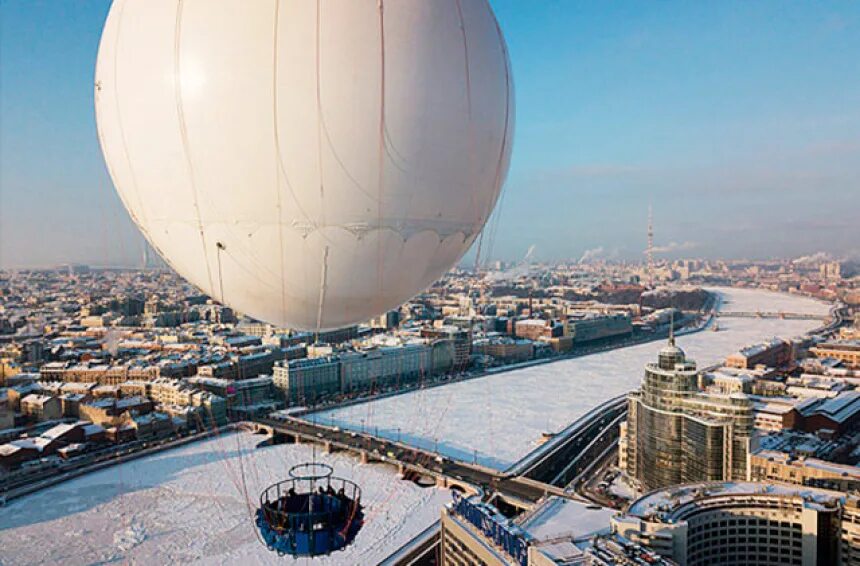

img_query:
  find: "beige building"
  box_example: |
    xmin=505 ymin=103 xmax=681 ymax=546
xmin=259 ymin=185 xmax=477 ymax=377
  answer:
xmin=751 ymin=397 xmax=804 ymax=432
xmin=273 ymin=342 xmax=450 ymax=403
xmin=750 ymin=449 xmax=860 ymax=492
xmin=441 ymin=494 xmax=620 ymax=566
xmin=79 ymin=396 xmax=153 ymax=427
xmin=613 ymin=482 xmax=860 ymax=566
xmin=421 ymin=326 xmax=472 ymax=369
xmin=5 ymin=383 xmax=41 ymax=411
xmin=473 ymin=338 xmax=534 ymax=363
xmin=839 ymin=327 xmax=860 ymax=341
xmin=0 ymin=396 xmax=14 ymax=429
xmin=20 ymin=394 xmax=62 ymax=421
xmin=129 ymin=377 xmax=228 ymax=426
xmin=273 ymin=356 xmax=340 ymax=403
xmin=188 ymin=375 xmax=272 ymax=407
xmin=441 ymin=509 xmax=511 ymax=566
xmin=42 ymin=363 xmax=131 ymax=385
xmin=811 ymin=341 xmax=860 ymax=369
xmin=726 ymin=337 xmax=792 ymax=369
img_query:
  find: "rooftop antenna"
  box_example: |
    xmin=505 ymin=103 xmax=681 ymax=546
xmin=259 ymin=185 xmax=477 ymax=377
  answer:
xmin=668 ymin=310 xmax=675 ymax=346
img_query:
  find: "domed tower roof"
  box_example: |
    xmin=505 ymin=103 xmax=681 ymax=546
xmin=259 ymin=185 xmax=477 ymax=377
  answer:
xmin=658 ymin=326 xmax=686 ymax=370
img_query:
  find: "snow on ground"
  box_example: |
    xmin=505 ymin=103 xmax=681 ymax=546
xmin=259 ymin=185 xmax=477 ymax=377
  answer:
xmin=0 ymin=432 xmax=449 ymax=566
xmin=317 ymin=288 xmax=831 ymax=470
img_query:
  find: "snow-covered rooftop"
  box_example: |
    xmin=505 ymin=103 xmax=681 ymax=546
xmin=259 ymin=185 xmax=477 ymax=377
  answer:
xmin=41 ymin=422 xmax=78 ymax=440
xmin=518 ymin=497 xmax=613 ymax=541
xmin=627 ymin=481 xmax=845 ymax=521
xmin=10 ymin=436 xmax=53 ymax=452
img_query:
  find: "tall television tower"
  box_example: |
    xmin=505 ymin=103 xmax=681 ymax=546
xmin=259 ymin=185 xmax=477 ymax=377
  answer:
xmin=646 ymin=204 xmax=654 ymax=288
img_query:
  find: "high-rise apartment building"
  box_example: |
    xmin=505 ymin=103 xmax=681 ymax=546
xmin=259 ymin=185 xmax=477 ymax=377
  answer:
xmin=621 ymin=336 xmax=754 ymax=491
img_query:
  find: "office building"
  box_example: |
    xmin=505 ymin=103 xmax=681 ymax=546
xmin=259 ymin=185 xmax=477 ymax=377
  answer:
xmin=273 ymin=356 xmax=340 ymax=403
xmin=612 ymin=482 xmax=860 ymax=566
xmin=441 ymin=493 xmax=623 ymax=566
xmin=473 ymin=337 xmax=534 ymax=363
xmin=272 ymin=342 xmax=448 ymax=403
xmin=622 ymin=336 xmax=754 ymax=491
xmin=567 ymin=312 xmax=632 ymax=344
xmin=20 ymin=394 xmax=62 ymax=422
xmin=810 ymin=341 xmax=860 ymax=369
xmin=750 ymin=449 xmax=860 ymax=492
xmin=726 ymin=337 xmax=793 ymax=369
xmin=421 ymin=326 xmax=472 ymax=369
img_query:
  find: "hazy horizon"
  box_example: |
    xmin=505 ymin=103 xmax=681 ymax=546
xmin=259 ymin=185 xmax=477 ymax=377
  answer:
xmin=1 ymin=1 xmax=858 ymax=268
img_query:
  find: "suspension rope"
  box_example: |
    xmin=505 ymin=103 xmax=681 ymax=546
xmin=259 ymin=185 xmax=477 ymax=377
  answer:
xmin=216 ymin=242 xmax=226 ymax=304
xmin=99 ymin=0 xmax=159 ymax=258
xmin=453 ymin=0 xmax=483 ymax=272
xmin=272 ymin=0 xmax=288 ymax=325
xmin=315 ymin=0 xmax=326 ymax=228
xmin=315 ymin=246 xmax=330 ymax=336
xmin=481 ymin=0 xmax=512 ymax=268
xmin=173 ymin=0 xmax=216 ymax=296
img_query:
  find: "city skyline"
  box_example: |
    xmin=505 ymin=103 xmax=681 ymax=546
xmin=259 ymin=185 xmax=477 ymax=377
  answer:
xmin=1 ymin=1 xmax=859 ymax=268
xmin=3 ymin=4 xmax=860 ymax=563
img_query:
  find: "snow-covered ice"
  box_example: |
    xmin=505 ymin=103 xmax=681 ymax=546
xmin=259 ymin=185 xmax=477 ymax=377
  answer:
xmin=0 ymin=288 xmax=831 ymax=565
xmin=0 ymin=432 xmax=449 ymax=566
xmin=317 ymin=288 xmax=831 ymax=470
xmin=715 ymin=287 xmax=831 ymax=315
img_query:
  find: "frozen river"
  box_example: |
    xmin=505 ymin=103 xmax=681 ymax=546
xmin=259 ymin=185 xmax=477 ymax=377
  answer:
xmin=318 ymin=287 xmax=831 ymax=470
xmin=0 ymin=288 xmax=830 ymax=566
xmin=0 ymin=433 xmax=448 ymax=566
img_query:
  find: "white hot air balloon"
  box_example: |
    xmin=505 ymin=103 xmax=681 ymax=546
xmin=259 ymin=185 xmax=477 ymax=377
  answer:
xmin=95 ymin=0 xmax=513 ymax=331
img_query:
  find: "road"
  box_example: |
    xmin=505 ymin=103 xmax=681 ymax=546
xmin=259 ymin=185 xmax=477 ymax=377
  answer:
xmin=256 ymin=416 xmax=578 ymax=505
xmin=510 ymin=396 xmax=626 ymax=485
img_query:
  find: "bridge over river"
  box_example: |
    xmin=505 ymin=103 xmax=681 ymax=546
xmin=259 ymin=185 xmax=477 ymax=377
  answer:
xmin=715 ymin=310 xmax=827 ymax=320
xmin=255 ymin=395 xmax=625 ymax=508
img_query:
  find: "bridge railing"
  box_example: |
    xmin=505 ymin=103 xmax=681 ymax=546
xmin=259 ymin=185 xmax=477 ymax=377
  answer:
xmin=378 ymin=520 xmax=441 ymax=566
xmin=504 ymin=394 xmax=627 ymax=478
xmin=716 ymin=311 xmax=826 ymax=319
xmin=553 ymin=412 xmax=626 ymax=487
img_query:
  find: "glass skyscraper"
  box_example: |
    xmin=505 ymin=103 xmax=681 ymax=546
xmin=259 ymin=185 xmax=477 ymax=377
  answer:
xmin=622 ymin=336 xmax=754 ymax=491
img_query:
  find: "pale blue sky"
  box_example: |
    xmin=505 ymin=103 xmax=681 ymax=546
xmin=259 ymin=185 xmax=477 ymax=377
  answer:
xmin=1 ymin=1 xmax=858 ymax=267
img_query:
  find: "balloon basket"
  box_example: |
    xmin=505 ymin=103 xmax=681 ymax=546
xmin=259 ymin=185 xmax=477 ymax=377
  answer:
xmin=256 ymin=463 xmax=364 ymax=557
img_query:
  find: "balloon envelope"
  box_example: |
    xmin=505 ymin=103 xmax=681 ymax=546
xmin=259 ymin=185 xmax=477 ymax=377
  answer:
xmin=95 ymin=0 xmax=513 ymax=330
